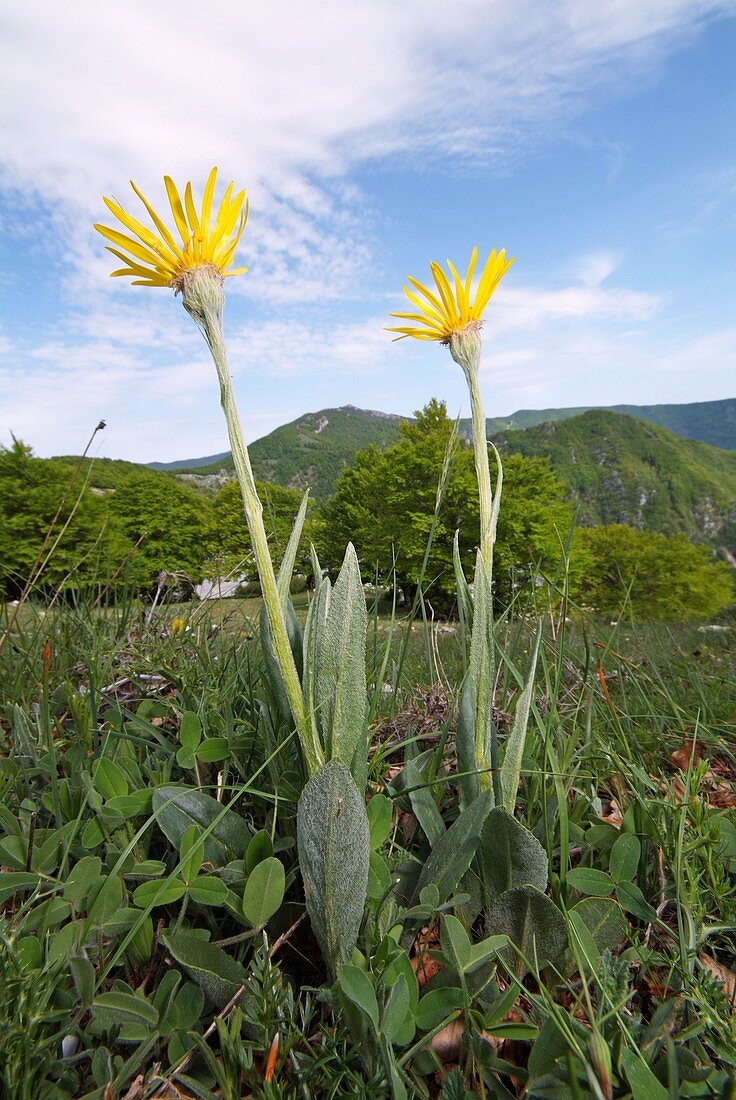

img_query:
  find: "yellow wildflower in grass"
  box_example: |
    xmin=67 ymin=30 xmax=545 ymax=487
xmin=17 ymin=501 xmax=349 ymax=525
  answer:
xmin=387 ymin=246 xmax=513 ymax=342
xmin=171 ymin=617 xmax=186 ymax=635
xmin=94 ymin=167 xmax=248 ymax=288
xmin=95 ymin=169 xmax=323 ymax=775
xmin=389 ymin=246 xmax=515 ymax=578
xmin=390 ymin=246 xmax=516 ymax=799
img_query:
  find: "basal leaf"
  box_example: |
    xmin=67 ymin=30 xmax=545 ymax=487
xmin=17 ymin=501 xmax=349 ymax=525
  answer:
xmin=164 ymin=929 xmax=249 ymax=1009
xmin=411 ymin=788 xmax=495 ymax=907
xmin=485 ymin=885 xmax=568 ymax=979
xmin=499 ymin=621 xmax=542 ymax=813
xmin=297 ymin=759 xmax=369 ymax=972
xmin=479 ymin=807 xmax=548 ymax=903
xmin=152 ymin=785 xmax=247 ymax=866
xmin=315 ymin=543 xmax=368 ymax=784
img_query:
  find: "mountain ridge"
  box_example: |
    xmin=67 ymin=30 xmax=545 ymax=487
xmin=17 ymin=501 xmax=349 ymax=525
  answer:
xmin=494 ymin=409 xmax=736 ymax=552
xmin=150 ymin=397 xmax=736 ymax=477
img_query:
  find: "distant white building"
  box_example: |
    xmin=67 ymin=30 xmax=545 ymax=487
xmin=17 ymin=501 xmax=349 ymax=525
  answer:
xmin=196 ymin=574 xmax=250 ymax=600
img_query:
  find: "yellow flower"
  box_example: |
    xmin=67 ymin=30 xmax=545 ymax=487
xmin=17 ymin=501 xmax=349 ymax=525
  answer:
xmin=387 ymin=246 xmax=513 ymax=342
xmin=171 ymin=617 xmax=186 ymax=634
xmin=95 ymin=167 xmax=249 ymax=288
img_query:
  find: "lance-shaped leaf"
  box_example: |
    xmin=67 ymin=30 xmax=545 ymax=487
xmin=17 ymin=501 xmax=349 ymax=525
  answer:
xmin=456 ymin=552 xmax=496 ymax=809
xmin=315 ymin=543 xmax=368 ymax=782
xmin=164 ymin=929 xmax=249 ymax=1009
xmin=411 ymin=788 xmax=496 ymax=908
xmin=453 ymin=529 xmax=473 ymax=636
xmin=499 ymin=621 xmax=542 ymax=813
xmin=303 ymin=568 xmax=331 ymax=740
xmin=259 ymin=596 xmax=304 ymax=725
xmin=297 ymin=759 xmax=369 ymax=973
xmin=276 ymin=489 xmax=310 ymax=603
xmin=152 ymin=786 xmax=247 ymax=866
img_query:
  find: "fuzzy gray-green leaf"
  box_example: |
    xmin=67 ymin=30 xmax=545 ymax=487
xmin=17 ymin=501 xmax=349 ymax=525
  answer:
xmin=164 ymin=929 xmax=249 ymax=1009
xmin=297 ymin=759 xmax=369 ymax=972
xmin=485 ymin=885 xmax=568 ymax=979
xmin=457 ymin=552 xmax=497 ymax=809
xmin=152 ymin=786 xmax=247 ymax=866
xmin=479 ymin=807 xmax=548 ymax=903
xmin=499 ymin=621 xmax=542 ymax=813
xmin=277 ymin=489 xmax=310 ymax=603
xmin=303 ymin=573 xmax=331 ymax=738
xmin=315 ymin=542 xmax=367 ymax=779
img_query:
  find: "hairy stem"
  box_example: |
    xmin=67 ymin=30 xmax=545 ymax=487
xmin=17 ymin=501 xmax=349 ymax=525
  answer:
xmin=178 ymin=266 xmax=323 ymax=776
xmin=450 ymin=326 xmax=500 ymax=797
xmin=449 ymin=328 xmax=494 ymax=575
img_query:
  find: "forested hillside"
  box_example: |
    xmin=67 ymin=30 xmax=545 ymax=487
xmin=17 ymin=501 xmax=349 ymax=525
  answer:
xmin=493 ymin=410 xmax=736 ymax=552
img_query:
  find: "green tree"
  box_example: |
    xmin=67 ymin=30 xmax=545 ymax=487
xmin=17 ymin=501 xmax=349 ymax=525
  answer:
xmin=205 ymin=479 xmax=313 ymax=580
xmin=319 ymin=400 xmax=573 ymax=610
xmin=0 ymin=440 xmax=126 ymax=598
xmin=572 ymin=524 xmax=733 ymax=620
xmin=106 ymin=470 xmax=214 ymax=588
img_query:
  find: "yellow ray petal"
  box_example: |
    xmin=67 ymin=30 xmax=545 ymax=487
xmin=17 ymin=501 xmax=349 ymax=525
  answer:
xmin=164 ymin=177 xmax=191 ymax=246
xmin=103 ymin=197 xmax=178 ymax=264
xmin=199 ymin=166 xmax=218 ymax=238
xmin=95 ymin=224 xmax=173 ymax=273
xmin=129 ymin=181 xmax=185 ymax=260
xmin=402 ymin=287 xmax=448 ymax=325
xmin=406 ymin=276 xmax=453 ymax=324
xmin=184 ymin=182 xmax=200 ymax=233
xmin=210 ymin=181 xmax=235 ymax=245
xmin=464 ymin=246 xmax=478 ymax=301
xmin=447 ymin=260 xmax=468 ymax=319
xmin=430 ymin=262 xmax=460 ymax=325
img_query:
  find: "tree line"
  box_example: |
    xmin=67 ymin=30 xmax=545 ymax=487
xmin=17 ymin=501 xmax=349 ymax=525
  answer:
xmin=1 ymin=403 xmax=733 ymax=620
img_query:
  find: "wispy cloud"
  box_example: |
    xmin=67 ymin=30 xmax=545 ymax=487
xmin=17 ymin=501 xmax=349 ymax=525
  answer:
xmin=1 ymin=1 xmax=733 ymax=460
xmin=1 ymin=2 xmax=730 ymax=289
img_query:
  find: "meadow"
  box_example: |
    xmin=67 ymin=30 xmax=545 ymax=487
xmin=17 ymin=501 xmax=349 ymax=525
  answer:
xmin=0 ymin=587 xmax=734 ymax=1098
xmin=1 ymin=176 xmax=734 ymax=1100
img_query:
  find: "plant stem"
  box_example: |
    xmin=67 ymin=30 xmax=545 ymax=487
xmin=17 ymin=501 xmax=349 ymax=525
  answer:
xmin=178 ymin=267 xmax=323 ymax=776
xmin=450 ymin=326 xmax=499 ymax=796
xmin=449 ymin=327 xmax=494 ymax=574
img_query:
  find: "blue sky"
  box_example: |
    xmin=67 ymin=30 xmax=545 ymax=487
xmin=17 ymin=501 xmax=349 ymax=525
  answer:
xmin=0 ymin=1 xmax=734 ymax=462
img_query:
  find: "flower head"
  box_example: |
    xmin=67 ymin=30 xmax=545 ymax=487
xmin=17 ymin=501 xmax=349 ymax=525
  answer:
xmin=388 ymin=246 xmax=513 ymax=342
xmin=95 ymin=168 xmax=248 ymax=288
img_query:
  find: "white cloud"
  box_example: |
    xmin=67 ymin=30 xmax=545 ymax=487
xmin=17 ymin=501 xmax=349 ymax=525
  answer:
xmin=488 ymin=281 xmax=661 ymax=335
xmin=0 ymin=1 xmax=731 ymax=290
xmin=567 ymin=251 xmax=622 ymax=286
xmin=1 ymin=1 xmax=733 ymax=460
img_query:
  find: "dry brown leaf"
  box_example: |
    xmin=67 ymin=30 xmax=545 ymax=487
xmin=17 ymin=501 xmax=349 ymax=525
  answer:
xmin=120 ymin=1079 xmax=146 ymax=1100
xmin=599 ymin=798 xmax=623 ymax=828
xmin=411 ymin=925 xmax=442 ymax=987
xmin=669 ymin=740 xmax=703 ymax=771
xmin=399 ymin=811 xmax=418 ymax=843
xmin=411 ymin=950 xmax=442 ymax=986
xmin=429 ymin=1020 xmax=463 ymax=1062
xmin=699 ymin=953 xmax=736 ymax=1008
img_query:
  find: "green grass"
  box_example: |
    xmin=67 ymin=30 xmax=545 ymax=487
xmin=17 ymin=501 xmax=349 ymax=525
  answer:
xmin=0 ymin=593 xmax=734 ymax=1098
